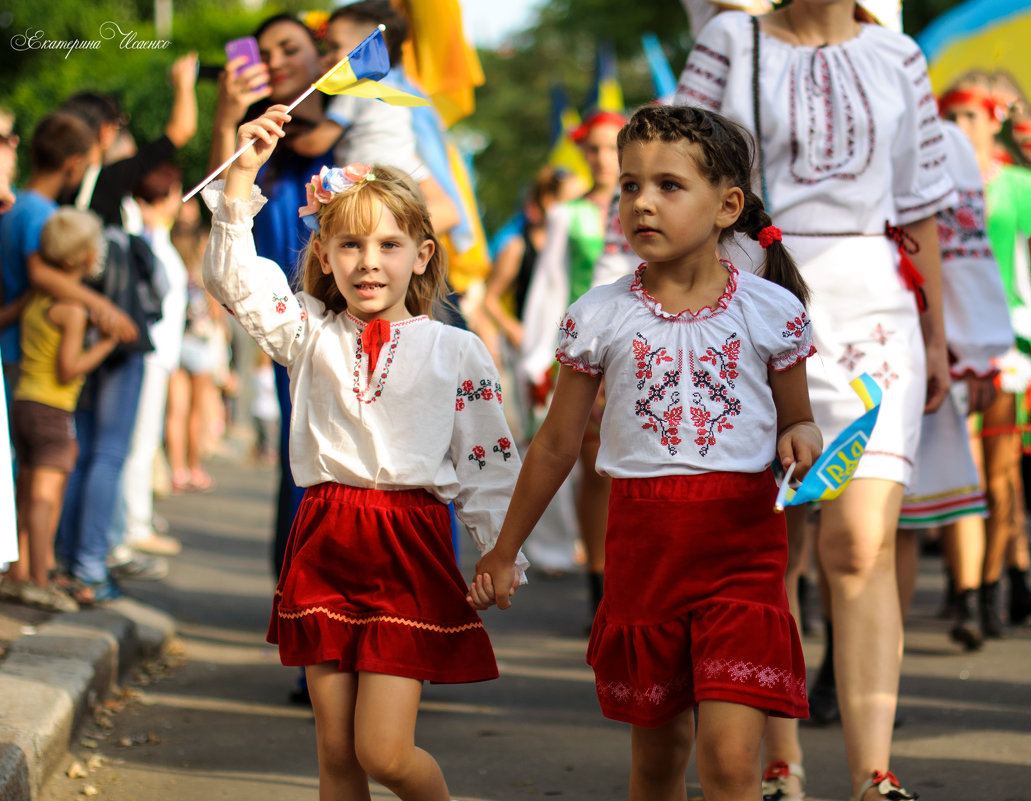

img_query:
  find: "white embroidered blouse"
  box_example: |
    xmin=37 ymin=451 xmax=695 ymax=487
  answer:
xmin=201 ymin=182 xmax=526 ymax=577
xmin=557 ymin=263 xmax=815 ymax=478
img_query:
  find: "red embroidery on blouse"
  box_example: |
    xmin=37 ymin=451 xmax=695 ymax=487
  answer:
xmin=468 ymin=445 xmax=487 ymax=469
xmin=783 ymin=313 xmax=811 ymax=340
xmin=559 ymin=315 xmax=578 ymax=340
xmin=870 ymin=323 xmax=893 ymax=346
xmin=632 ymin=333 xmax=684 ymax=456
xmin=352 ymin=328 xmax=400 ymax=404
xmin=273 ymin=292 xmax=289 ymax=314
xmin=630 ymin=263 xmax=738 ymax=321
xmin=688 ymin=335 xmax=743 ymax=457
xmin=455 ymin=378 xmax=503 ymax=411
xmin=493 ymin=437 xmax=513 ymax=461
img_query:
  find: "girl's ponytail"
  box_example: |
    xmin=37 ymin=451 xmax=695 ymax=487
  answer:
xmin=735 ymin=189 xmax=811 ymax=308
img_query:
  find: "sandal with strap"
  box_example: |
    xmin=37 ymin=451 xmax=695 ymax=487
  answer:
xmin=851 ymin=770 xmax=918 ymax=801
xmin=762 ymin=760 xmax=806 ymax=801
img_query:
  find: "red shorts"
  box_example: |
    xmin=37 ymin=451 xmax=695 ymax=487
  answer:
xmin=587 ymin=471 xmax=808 ymax=726
xmin=268 ymin=483 xmax=498 ymax=684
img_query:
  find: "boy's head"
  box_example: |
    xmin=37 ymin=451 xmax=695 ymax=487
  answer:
xmin=61 ymin=92 xmax=125 ymax=155
xmin=327 ymin=1 xmax=408 ymax=67
xmin=39 ymin=207 xmax=104 ymax=276
xmin=30 ymin=112 xmax=97 ymax=188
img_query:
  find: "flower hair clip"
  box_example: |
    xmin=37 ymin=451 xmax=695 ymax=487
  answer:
xmin=298 ymin=164 xmax=377 ymax=232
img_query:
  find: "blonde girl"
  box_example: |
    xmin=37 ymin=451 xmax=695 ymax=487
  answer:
xmin=201 ymin=106 xmax=526 ymax=801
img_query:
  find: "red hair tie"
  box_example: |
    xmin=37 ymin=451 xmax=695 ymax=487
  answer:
xmin=758 ymin=225 xmax=782 ymax=249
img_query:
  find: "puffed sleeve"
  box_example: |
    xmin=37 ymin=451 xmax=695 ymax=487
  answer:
xmin=890 ymin=38 xmax=956 ymax=224
xmin=740 ymin=275 xmax=816 ymax=371
xmin=555 ymin=284 xmax=617 ymax=377
xmin=520 ymin=204 xmax=573 ymax=383
xmin=936 ymin=125 xmax=1014 ymax=377
xmin=673 ymin=11 xmax=740 ymax=111
xmin=450 ymin=333 xmax=530 ymax=583
xmin=201 ymin=180 xmax=320 ymax=367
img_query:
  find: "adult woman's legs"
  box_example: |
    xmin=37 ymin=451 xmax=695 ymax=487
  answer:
xmin=819 ymin=478 xmax=904 ymax=798
xmin=630 ymin=708 xmax=694 ymax=801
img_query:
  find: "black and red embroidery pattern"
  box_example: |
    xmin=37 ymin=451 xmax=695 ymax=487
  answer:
xmin=493 ymin=437 xmax=513 ymax=461
xmin=937 ymin=190 xmax=992 ymax=261
xmin=689 ymin=335 xmax=743 ymax=457
xmin=272 ymin=292 xmax=289 ymax=314
xmin=838 ymin=343 xmax=866 ymax=371
xmin=455 ymin=378 xmax=503 ymax=411
xmin=783 ymin=313 xmax=811 ymax=341
xmin=558 ymin=315 xmax=578 ymax=341
xmin=871 ymin=362 xmax=899 ymax=388
xmin=352 ymin=329 xmax=401 ymax=404
xmin=631 ymin=334 xmax=684 ymax=456
xmin=468 ymin=445 xmax=487 ymax=469
xmin=789 ymin=49 xmax=875 ymax=184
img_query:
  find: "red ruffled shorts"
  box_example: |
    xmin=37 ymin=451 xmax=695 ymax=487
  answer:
xmin=587 ymin=471 xmax=808 ymax=726
xmin=268 ymin=483 xmax=498 ymax=684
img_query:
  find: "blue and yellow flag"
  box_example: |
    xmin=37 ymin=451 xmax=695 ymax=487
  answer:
xmin=916 ymin=0 xmax=1031 ymax=97
xmin=314 ymin=27 xmax=429 ymax=107
xmin=584 ymin=42 xmax=625 ymax=114
xmin=775 ymin=374 xmax=882 ymax=510
xmin=641 ymin=33 xmax=677 ymax=101
xmin=546 ymin=85 xmax=591 ymax=186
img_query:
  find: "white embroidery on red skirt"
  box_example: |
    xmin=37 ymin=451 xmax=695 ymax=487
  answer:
xmin=700 ymin=657 xmax=806 ymax=700
xmin=596 ymin=673 xmax=692 ymax=707
xmin=688 ymin=335 xmax=742 ymax=457
xmin=632 ymin=333 xmax=684 ymax=456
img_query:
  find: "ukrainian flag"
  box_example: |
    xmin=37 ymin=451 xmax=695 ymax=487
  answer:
xmin=775 ymin=374 xmax=883 ymax=510
xmin=314 ymin=27 xmax=429 ymax=107
xmin=641 ymin=33 xmax=677 ymax=101
xmin=916 ymin=0 xmax=1031 ymax=97
xmin=546 ymin=85 xmax=591 ymax=186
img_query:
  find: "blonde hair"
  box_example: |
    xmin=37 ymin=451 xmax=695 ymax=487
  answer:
xmin=296 ymin=165 xmax=448 ymax=317
xmin=39 ymin=207 xmax=104 ymax=274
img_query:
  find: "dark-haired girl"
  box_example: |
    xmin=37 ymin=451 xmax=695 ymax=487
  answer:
xmin=471 ymin=104 xmax=822 ymax=801
xmin=676 ymin=3 xmax=954 ymax=799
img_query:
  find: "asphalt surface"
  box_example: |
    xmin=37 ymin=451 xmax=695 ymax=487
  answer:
xmin=22 ymin=440 xmax=1031 ymax=801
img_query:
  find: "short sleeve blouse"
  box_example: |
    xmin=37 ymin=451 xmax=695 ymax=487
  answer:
xmin=557 ymin=263 xmax=814 ymax=477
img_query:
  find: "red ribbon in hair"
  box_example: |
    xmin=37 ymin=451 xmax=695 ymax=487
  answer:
xmin=938 ymin=88 xmax=1003 ymax=121
xmin=885 ymin=222 xmax=926 ymax=312
xmin=758 ymin=225 xmax=782 ymax=249
xmin=360 ymin=318 xmax=392 ymax=381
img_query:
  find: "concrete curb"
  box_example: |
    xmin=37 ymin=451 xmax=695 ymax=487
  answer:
xmin=0 ymin=598 xmax=175 ymax=801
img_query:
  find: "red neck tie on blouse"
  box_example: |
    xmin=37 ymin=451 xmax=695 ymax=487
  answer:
xmin=360 ymin=318 xmax=392 ymax=381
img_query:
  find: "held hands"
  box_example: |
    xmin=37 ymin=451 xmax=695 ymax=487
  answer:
xmin=776 ymin=420 xmax=823 ymax=479
xmin=467 ymin=548 xmax=519 ymax=611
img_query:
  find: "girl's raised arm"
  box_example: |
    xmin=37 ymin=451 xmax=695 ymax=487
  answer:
xmin=469 ymin=364 xmax=602 ymax=610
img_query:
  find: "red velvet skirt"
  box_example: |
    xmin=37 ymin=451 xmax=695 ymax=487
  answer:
xmin=587 ymin=471 xmax=808 ymax=727
xmin=268 ymin=483 xmax=498 ymax=684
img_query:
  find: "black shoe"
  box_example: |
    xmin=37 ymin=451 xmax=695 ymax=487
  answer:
xmin=949 ymin=589 xmax=983 ymax=651
xmin=980 ymin=581 xmax=1006 ymax=638
xmin=807 ymin=678 xmax=840 ymax=725
xmin=1008 ymin=567 xmax=1031 ymax=625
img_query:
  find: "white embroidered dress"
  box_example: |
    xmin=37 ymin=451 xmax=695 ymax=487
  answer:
xmin=676 ymin=12 xmax=956 ymax=484
xmin=557 ymin=263 xmax=814 ymax=477
xmin=200 ymin=182 xmax=526 ymax=577
xmin=900 ymin=123 xmax=1015 ymax=527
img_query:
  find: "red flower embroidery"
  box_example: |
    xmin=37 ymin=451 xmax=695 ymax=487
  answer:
xmin=456 ymin=398 xmax=465 ymax=411
xmin=462 ymin=380 xmax=474 ymax=393
xmin=468 ymin=445 xmax=487 ymax=469
xmin=456 ymin=378 xmax=504 ymax=410
xmin=273 ymin=292 xmax=288 ymax=314
xmin=493 ymin=437 xmax=513 ymax=461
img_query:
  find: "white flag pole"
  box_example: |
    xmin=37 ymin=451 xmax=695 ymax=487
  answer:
xmin=181 ymin=25 xmax=385 ymax=203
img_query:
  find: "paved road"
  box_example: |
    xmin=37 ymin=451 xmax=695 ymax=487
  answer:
xmin=39 ymin=444 xmax=1031 ymax=801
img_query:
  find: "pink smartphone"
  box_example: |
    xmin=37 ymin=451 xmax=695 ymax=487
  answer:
xmin=225 ymin=36 xmax=267 ymax=90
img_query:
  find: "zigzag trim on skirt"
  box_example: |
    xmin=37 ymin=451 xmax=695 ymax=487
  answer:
xmin=275 ymin=603 xmax=485 ymax=634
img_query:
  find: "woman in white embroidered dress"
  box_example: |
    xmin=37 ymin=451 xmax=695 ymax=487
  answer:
xmin=675 ymin=3 xmax=954 ymax=800
xmin=471 ymin=105 xmax=822 ymax=801
xmin=201 ymin=107 xmax=526 ymax=801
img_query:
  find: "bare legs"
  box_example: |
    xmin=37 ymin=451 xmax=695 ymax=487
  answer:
xmin=12 ymin=466 xmax=68 ymax=586
xmin=819 ymin=478 xmax=904 ymax=798
xmin=631 ymin=701 xmax=766 ymax=801
xmin=306 ymin=665 xmax=450 ymax=801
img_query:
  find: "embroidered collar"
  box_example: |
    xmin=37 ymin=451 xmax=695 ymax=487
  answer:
xmin=344 ymin=310 xmax=429 ymax=330
xmin=630 ymin=261 xmax=738 ymax=322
